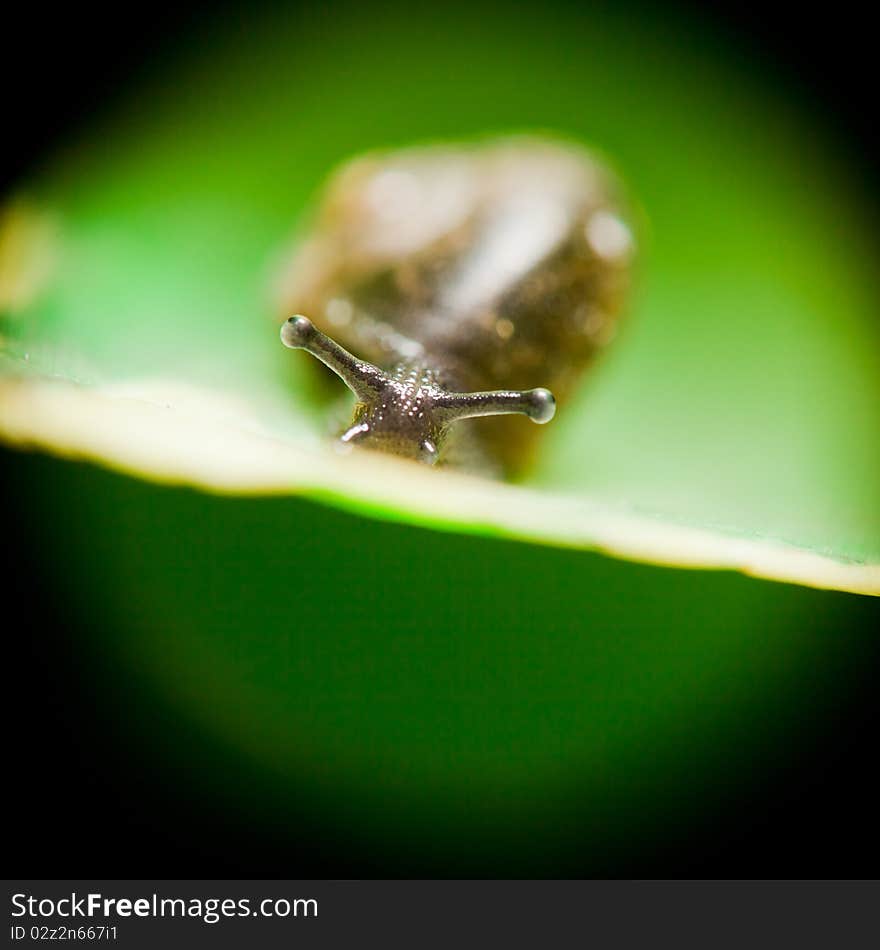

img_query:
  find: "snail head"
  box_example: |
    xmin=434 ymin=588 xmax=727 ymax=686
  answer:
xmin=281 ymin=315 xmax=555 ymax=465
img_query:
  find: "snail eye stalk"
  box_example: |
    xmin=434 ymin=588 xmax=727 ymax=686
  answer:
xmin=433 ymin=387 xmax=555 ymax=425
xmin=281 ymin=314 xmax=556 ymax=461
xmin=280 ymin=315 xmax=385 ymax=403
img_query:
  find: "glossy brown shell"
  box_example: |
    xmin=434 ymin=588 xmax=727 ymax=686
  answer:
xmin=275 ymin=137 xmax=635 ymax=474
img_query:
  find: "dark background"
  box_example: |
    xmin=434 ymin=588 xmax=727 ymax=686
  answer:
xmin=2 ymin=1 xmax=878 ymax=194
xmin=3 ymin=0 xmax=879 ymax=877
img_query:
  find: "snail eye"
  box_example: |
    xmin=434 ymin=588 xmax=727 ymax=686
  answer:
xmin=281 ymin=313 xmax=556 ymax=462
xmin=280 ymin=315 xmax=386 ymax=402
xmin=433 ymin=387 xmax=556 ymax=426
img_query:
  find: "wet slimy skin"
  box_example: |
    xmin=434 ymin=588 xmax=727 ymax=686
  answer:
xmin=277 ymin=138 xmax=634 ymax=476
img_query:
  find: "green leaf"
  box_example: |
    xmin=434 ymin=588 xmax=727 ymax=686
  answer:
xmin=2 ymin=1 xmax=878 ymax=595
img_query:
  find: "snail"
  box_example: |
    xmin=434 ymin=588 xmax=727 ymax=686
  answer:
xmin=276 ymin=137 xmax=634 ymax=477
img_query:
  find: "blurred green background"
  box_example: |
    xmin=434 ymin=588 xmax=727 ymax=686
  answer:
xmin=5 ymin=0 xmax=879 ymax=560
xmin=9 ymin=450 xmax=879 ymax=874
xmin=4 ymin=0 xmax=880 ymax=874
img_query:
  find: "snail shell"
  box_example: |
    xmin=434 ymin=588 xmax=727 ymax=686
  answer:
xmin=276 ymin=137 xmax=635 ymax=476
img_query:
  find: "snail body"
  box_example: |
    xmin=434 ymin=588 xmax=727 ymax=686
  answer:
xmin=277 ymin=137 xmax=634 ymax=476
